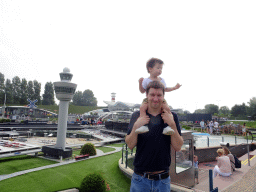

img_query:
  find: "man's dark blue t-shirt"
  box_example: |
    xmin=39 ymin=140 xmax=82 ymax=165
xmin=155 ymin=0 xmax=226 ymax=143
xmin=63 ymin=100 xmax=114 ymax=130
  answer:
xmin=127 ymin=111 xmax=182 ymax=173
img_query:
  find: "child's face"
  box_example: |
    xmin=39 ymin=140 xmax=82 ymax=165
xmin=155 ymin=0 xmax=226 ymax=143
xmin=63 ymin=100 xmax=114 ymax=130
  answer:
xmin=149 ymin=63 xmax=163 ymax=77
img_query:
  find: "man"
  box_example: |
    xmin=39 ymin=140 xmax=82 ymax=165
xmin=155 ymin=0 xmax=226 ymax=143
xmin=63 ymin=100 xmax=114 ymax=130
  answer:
xmin=200 ymin=119 xmax=205 ymax=133
xmin=125 ymin=81 xmax=183 ymax=192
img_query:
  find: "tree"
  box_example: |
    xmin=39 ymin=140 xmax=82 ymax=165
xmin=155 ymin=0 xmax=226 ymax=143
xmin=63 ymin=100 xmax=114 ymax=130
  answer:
xmin=12 ymin=76 xmax=21 ymax=104
xmin=33 ymin=80 xmax=41 ymax=104
xmin=72 ymin=91 xmax=83 ymax=105
xmin=81 ymin=89 xmax=97 ymax=106
xmin=194 ymin=109 xmax=206 ymax=114
xmin=247 ymin=97 xmax=256 ymax=117
xmin=27 ymin=81 xmax=35 ymax=100
xmin=42 ymin=82 xmax=55 ymax=105
xmin=231 ymin=103 xmax=247 ymax=118
xmin=219 ymin=106 xmax=230 ymax=116
xmin=205 ymin=104 xmax=219 ymax=115
xmin=5 ymin=79 xmax=13 ymax=104
xmin=20 ymin=78 xmax=28 ymax=104
xmin=0 ymin=72 xmax=5 ymax=104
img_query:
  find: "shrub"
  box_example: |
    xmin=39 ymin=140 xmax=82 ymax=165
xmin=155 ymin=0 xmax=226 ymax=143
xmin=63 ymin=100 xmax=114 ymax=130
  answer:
xmin=182 ymin=125 xmax=191 ymax=130
xmin=80 ymin=172 xmax=106 ymax=192
xmin=80 ymin=143 xmax=97 ymax=156
xmin=231 ymin=130 xmax=234 ymax=135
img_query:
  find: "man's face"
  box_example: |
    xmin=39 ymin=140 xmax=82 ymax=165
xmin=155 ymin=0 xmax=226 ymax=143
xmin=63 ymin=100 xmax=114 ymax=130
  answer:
xmin=146 ymin=88 xmax=164 ymax=109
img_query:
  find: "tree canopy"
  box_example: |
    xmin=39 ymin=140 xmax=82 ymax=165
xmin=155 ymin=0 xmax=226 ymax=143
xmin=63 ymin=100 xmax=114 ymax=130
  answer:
xmin=72 ymin=89 xmax=97 ymax=106
xmin=42 ymin=82 xmax=55 ymax=105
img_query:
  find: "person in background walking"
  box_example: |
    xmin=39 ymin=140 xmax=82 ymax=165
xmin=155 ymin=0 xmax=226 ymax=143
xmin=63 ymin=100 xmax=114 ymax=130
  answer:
xmin=200 ymin=120 xmax=205 ymax=133
xmin=209 ymin=121 xmax=214 ymax=135
xmin=206 ymin=120 xmax=210 ymax=133
xmin=242 ymin=123 xmax=247 ymax=137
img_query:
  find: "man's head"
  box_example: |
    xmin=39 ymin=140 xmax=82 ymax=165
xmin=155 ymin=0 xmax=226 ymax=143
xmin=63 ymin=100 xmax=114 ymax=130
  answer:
xmin=146 ymin=58 xmax=164 ymax=73
xmin=146 ymin=81 xmax=165 ymax=110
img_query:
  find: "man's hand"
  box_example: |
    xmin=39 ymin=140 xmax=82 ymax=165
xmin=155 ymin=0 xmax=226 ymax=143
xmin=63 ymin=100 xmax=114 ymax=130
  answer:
xmin=134 ymin=116 xmax=150 ymax=130
xmin=161 ymin=109 xmax=175 ymax=127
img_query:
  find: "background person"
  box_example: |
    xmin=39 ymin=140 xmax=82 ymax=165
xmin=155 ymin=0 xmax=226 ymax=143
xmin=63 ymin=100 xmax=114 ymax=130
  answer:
xmin=222 ymin=146 xmax=235 ymax=172
xmin=242 ymin=123 xmax=247 ymax=136
xmin=209 ymin=121 xmax=214 ymax=134
xmin=200 ymin=119 xmax=205 ymax=133
xmin=206 ymin=120 xmax=210 ymax=133
xmin=125 ymin=81 xmax=183 ymax=192
xmin=213 ymin=149 xmax=232 ymax=178
xmin=194 ymin=155 xmax=199 ymax=184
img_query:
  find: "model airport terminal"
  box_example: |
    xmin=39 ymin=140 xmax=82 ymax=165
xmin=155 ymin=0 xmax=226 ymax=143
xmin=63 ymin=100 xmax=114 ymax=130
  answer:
xmin=1 ymin=68 xmax=256 ymax=191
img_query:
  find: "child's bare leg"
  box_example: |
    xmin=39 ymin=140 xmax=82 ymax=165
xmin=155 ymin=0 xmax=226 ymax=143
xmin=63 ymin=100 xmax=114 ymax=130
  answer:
xmin=161 ymin=100 xmax=175 ymax=135
xmin=135 ymin=99 xmax=149 ymax=134
xmin=139 ymin=101 xmax=148 ymax=117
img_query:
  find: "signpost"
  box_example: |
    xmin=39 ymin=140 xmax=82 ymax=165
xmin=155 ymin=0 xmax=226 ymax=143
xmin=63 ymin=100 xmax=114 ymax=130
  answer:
xmin=27 ymin=99 xmax=38 ymax=108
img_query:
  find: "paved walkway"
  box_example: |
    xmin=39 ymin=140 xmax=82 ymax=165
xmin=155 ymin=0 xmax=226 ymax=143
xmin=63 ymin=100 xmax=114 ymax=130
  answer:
xmin=193 ymin=149 xmax=256 ymax=192
xmin=0 ymin=146 xmax=122 ymax=181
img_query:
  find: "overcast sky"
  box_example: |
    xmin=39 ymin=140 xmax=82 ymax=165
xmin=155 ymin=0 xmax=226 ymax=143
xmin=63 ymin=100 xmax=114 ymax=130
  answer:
xmin=0 ymin=0 xmax=255 ymax=113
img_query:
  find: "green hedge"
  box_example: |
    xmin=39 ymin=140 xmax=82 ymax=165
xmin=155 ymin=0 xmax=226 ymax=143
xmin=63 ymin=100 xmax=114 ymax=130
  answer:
xmin=0 ymin=119 xmax=11 ymax=123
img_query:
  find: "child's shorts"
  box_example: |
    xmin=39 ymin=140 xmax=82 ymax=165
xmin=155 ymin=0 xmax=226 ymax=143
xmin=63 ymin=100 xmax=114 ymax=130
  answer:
xmin=195 ymin=168 xmax=199 ymax=178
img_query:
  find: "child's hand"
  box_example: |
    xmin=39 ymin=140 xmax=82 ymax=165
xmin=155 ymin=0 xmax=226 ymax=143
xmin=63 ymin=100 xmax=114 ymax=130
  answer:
xmin=174 ymin=83 xmax=182 ymax=90
xmin=139 ymin=78 xmax=144 ymax=84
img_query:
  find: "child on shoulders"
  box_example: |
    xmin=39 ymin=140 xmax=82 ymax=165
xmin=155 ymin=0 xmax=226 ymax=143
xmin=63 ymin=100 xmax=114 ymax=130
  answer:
xmin=136 ymin=57 xmax=181 ymax=135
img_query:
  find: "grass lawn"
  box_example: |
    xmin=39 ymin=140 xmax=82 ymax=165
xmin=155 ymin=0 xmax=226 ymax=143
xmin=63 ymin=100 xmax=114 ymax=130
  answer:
xmin=0 ymin=155 xmax=57 ymax=175
xmin=0 ymin=151 xmax=131 ymax=192
xmin=72 ymin=146 xmax=116 ymax=156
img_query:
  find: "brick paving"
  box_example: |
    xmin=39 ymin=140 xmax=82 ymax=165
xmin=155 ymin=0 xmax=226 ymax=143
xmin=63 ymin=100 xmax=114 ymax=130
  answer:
xmin=193 ymin=149 xmax=256 ymax=192
xmin=222 ymin=163 xmax=256 ymax=192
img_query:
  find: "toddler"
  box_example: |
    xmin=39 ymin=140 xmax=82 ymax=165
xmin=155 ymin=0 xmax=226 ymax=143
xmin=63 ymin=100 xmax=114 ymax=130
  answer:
xmin=194 ymin=155 xmax=199 ymax=184
xmin=136 ymin=58 xmax=181 ymax=135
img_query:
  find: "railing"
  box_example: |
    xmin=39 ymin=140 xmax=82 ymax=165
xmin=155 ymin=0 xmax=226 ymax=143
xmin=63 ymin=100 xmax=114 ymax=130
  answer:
xmin=121 ymin=144 xmax=135 ymax=169
xmin=195 ymin=135 xmax=252 ymax=148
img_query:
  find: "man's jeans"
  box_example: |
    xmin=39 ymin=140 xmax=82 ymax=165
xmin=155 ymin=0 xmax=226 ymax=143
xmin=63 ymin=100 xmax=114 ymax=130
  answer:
xmin=130 ymin=173 xmax=171 ymax=192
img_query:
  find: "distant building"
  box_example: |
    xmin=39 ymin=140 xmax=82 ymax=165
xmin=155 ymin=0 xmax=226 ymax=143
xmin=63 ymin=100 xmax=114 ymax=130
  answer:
xmin=0 ymin=106 xmax=57 ymax=120
xmin=103 ymin=101 xmax=141 ymax=112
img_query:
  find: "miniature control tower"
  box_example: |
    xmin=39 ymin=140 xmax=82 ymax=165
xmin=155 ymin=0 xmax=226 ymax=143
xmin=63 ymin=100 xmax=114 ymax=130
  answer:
xmin=111 ymin=92 xmax=116 ymax=102
xmin=42 ymin=68 xmax=77 ymax=159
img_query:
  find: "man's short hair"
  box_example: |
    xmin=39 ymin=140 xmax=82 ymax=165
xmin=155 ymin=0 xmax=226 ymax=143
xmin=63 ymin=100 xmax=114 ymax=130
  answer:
xmin=146 ymin=81 xmax=165 ymax=95
xmin=146 ymin=58 xmax=164 ymax=73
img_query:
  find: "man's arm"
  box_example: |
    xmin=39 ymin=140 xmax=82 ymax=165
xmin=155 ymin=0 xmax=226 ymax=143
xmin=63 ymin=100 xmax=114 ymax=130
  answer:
xmin=161 ymin=109 xmax=183 ymax=151
xmin=125 ymin=116 xmax=150 ymax=150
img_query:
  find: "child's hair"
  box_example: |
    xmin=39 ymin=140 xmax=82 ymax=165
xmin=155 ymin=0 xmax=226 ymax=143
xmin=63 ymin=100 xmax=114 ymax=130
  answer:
xmin=146 ymin=58 xmax=164 ymax=73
